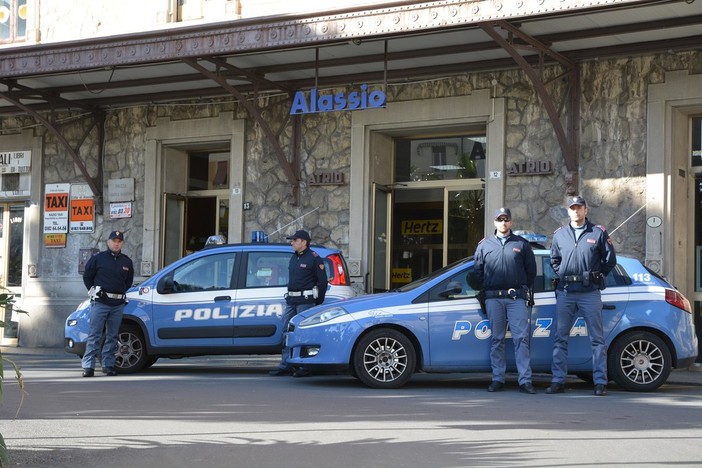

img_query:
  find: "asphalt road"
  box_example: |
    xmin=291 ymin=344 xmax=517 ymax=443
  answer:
xmin=1 ymin=348 xmax=701 ymax=468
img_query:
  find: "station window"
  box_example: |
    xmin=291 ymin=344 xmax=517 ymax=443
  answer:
xmin=0 ymin=0 xmax=26 ymax=44
xmin=176 ymin=0 xmax=203 ymax=21
xmin=188 ymin=152 xmax=230 ymax=191
xmin=395 ymin=134 xmax=486 ymax=182
xmin=692 ymin=116 xmax=702 ymax=167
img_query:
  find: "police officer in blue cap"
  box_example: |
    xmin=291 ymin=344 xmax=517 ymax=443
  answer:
xmin=81 ymin=230 xmax=134 ymax=377
xmin=547 ymin=196 xmax=617 ymax=396
xmin=270 ymin=229 xmax=328 ymax=377
xmin=474 ymin=208 xmax=537 ymax=394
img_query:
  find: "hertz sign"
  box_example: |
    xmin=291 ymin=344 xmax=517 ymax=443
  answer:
xmin=401 ymin=219 xmax=443 ymax=236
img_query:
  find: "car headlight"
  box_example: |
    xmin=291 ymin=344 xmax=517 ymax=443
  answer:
xmin=299 ymin=306 xmax=348 ymax=327
xmin=67 ymin=319 xmax=78 ymax=327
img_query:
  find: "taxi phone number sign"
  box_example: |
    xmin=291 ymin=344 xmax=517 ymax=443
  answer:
xmin=43 ymin=183 xmax=69 ymax=234
xmin=70 ymin=198 xmax=94 ymax=233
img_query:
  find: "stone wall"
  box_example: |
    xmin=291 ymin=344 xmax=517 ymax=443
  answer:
xmin=29 ymin=50 xmax=702 ymax=279
xmin=5 ymin=49 xmax=701 ymax=346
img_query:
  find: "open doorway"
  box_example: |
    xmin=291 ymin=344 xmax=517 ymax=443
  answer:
xmin=0 ymin=203 xmax=24 ymax=341
xmin=161 ymin=148 xmax=230 ymax=268
xmin=371 ymin=133 xmax=486 ymax=292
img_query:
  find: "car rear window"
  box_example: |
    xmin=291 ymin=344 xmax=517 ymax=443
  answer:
xmin=535 ymin=256 xmax=630 ymax=292
xmin=245 ymin=252 xmax=290 ymax=287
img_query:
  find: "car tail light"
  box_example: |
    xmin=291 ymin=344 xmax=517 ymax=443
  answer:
xmin=665 ymin=288 xmax=692 ymax=314
xmin=327 ymin=253 xmax=349 ymax=286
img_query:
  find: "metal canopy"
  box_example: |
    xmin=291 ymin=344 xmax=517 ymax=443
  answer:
xmin=0 ymin=0 xmax=700 ymax=201
xmin=0 ymin=0 xmax=698 ymax=113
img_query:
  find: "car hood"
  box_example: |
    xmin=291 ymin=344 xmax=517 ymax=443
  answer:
xmin=296 ymin=291 xmax=404 ymax=318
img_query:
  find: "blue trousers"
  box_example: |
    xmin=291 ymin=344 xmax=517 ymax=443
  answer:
xmin=551 ymin=289 xmax=607 ymax=385
xmin=486 ymin=297 xmax=532 ymax=385
xmin=276 ymin=302 xmax=315 ymax=370
xmin=81 ymin=300 xmax=125 ymax=370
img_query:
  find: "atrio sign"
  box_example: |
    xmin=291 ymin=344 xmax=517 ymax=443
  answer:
xmin=290 ymin=84 xmax=386 ymax=115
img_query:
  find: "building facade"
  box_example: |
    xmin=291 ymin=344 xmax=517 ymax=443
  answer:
xmin=0 ymin=0 xmax=700 ymax=354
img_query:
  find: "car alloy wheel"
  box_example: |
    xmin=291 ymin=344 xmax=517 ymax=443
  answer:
xmin=608 ymin=330 xmax=672 ymax=392
xmin=353 ymin=328 xmax=416 ymax=389
xmin=115 ymin=323 xmax=149 ymax=373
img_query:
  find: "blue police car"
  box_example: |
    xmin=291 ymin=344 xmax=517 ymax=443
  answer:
xmin=285 ymin=251 xmax=698 ymax=392
xmin=64 ymin=242 xmax=356 ymax=373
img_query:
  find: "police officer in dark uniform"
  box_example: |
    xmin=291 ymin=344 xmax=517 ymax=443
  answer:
xmin=474 ymin=208 xmax=537 ymax=394
xmin=547 ymin=196 xmax=617 ymax=396
xmin=81 ymin=230 xmax=134 ymax=377
xmin=270 ymin=229 xmax=328 ymax=377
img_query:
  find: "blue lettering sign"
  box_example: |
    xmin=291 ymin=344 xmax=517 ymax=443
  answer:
xmin=290 ymin=84 xmax=387 ymax=115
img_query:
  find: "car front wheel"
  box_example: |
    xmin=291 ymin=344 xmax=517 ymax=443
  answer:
xmin=115 ymin=323 xmax=149 ymax=374
xmin=352 ymin=328 xmax=416 ymax=389
xmin=608 ymin=331 xmax=672 ymax=392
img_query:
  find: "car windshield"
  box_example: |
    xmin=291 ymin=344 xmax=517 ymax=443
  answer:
xmin=395 ymin=257 xmax=473 ymax=292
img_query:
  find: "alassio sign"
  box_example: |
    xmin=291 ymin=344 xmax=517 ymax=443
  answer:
xmin=290 ymin=84 xmax=386 ymax=115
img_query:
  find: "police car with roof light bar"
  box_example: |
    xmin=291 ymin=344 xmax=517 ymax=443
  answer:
xmin=64 ymin=240 xmax=356 ymax=373
xmin=285 ymin=251 xmax=698 ymax=392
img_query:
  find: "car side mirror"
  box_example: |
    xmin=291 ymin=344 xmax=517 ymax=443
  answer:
xmin=439 ymin=283 xmax=463 ymax=298
xmin=157 ymin=274 xmax=176 ymax=294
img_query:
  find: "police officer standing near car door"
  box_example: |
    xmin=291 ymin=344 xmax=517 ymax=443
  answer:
xmin=474 ymin=208 xmax=537 ymax=394
xmin=270 ymin=229 xmax=327 ymax=377
xmin=81 ymin=230 xmax=134 ymax=377
xmin=547 ymin=196 xmax=617 ymax=396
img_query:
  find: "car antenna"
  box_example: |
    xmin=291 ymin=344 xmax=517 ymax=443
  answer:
xmin=609 ymin=201 xmax=648 ymax=235
xmin=267 ymin=207 xmax=320 ymax=241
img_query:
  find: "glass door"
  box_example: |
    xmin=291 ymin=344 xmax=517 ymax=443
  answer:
xmin=391 ymin=188 xmax=444 ymax=289
xmin=162 ymin=193 xmax=185 ymax=268
xmin=387 ymin=184 xmax=484 ymax=290
xmin=0 ymin=203 xmax=24 ymax=340
xmin=446 ymin=188 xmax=485 ymax=265
xmin=691 ymin=116 xmax=702 ymax=364
xmin=371 ymin=184 xmax=391 ymax=292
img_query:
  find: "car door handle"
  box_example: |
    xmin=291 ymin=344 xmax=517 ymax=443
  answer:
xmin=603 ymin=303 xmax=616 ymax=310
xmin=214 ymin=296 xmax=231 ymax=302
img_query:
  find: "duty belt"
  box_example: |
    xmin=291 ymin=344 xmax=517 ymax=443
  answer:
xmin=286 ymin=289 xmax=315 ymax=297
xmin=563 ymin=275 xmax=585 ymax=282
xmin=485 ymin=288 xmax=525 ymax=300
xmin=103 ymin=292 xmax=126 ymax=300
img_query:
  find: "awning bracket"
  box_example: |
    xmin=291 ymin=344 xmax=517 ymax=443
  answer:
xmin=182 ymin=57 xmax=300 ymax=205
xmin=480 ymin=20 xmax=580 ymax=195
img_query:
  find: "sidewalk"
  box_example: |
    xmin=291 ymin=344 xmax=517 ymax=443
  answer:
xmin=2 ymin=345 xmax=701 ymax=386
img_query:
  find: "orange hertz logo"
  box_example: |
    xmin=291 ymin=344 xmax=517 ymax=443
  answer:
xmin=400 ymin=220 xmax=443 ymax=235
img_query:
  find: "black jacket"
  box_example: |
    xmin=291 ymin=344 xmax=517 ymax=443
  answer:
xmin=550 ymin=219 xmax=617 ymax=292
xmin=83 ymin=249 xmax=135 ymax=305
xmin=286 ymin=247 xmax=328 ymax=305
xmin=474 ymin=232 xmax=536 ymax=291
